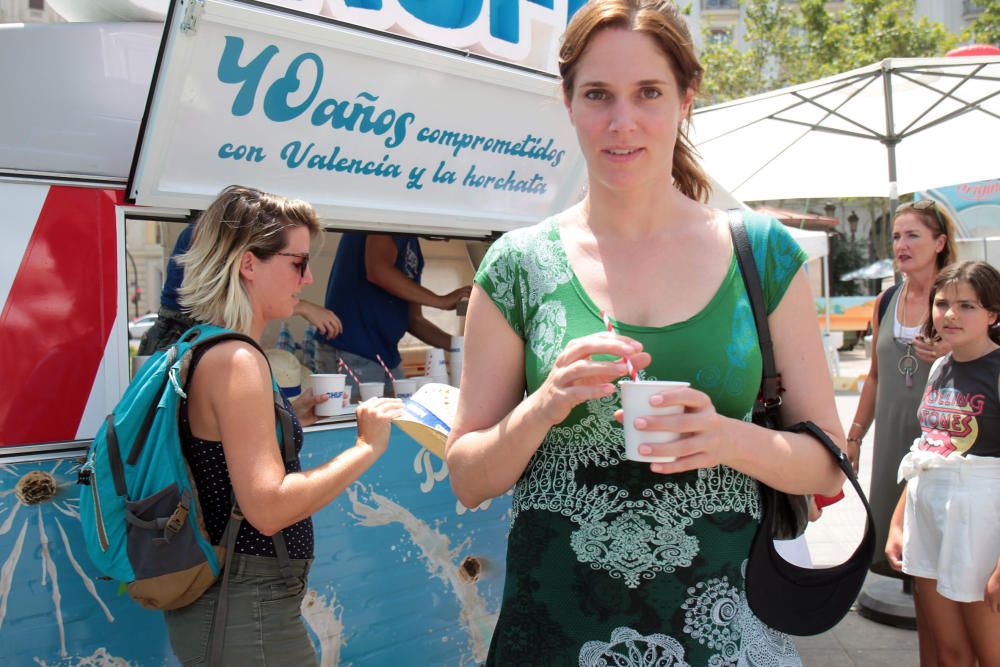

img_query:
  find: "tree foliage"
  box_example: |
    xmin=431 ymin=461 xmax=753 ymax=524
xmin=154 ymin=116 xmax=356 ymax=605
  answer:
xmin=828 ymin=235 xmax=867 ymax=296
xmin=963 ymin=0 xmax=1000 ymax=45
xmin=699 ymin=0 xmax=958 ymax=105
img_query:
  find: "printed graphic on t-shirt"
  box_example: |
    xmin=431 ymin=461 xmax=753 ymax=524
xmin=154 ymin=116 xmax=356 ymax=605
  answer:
xmin=917 ymin=386 xmax=984 ymax=455
xmin=404 ymin=244 xmax=419 ymax=280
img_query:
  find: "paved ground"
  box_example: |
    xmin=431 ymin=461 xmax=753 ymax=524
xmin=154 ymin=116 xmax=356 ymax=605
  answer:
xmin=792 ymin=347 xmax=921 ymax=666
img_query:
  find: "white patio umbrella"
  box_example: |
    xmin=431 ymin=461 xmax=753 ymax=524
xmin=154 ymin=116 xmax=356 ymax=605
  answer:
xmin=692 ymin=56 xmax=1000 ymax=213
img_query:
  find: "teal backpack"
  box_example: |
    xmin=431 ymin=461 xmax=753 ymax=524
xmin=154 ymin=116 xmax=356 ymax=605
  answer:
xmin=78 ymin=324 xmax=298 ymax=614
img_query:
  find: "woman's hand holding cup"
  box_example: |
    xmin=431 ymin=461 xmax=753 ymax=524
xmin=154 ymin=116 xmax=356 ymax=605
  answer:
xmin=533 ymin=333 xmax=649 ymax=427
xmin=614 ymin=385 xmax=728 ymax=474
xmin=291 ymin=388 xmax=327 ymax=427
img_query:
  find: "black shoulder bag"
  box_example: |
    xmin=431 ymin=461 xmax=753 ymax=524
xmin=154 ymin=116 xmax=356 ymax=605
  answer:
xmin=729 ymin=212 xmax=877 ymax=636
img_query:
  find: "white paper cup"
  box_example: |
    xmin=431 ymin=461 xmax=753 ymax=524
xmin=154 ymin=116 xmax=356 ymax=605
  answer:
xmin=413 ymin=376 xmax=434 ymax=390
xmin=448 ymin=351 xmax=463 ymax=388
xmin=449 ymin=335 xmax=464 ymax=355
xmin=393 ymin=378 xmax=417 ymax=400
xmin=620 ymin=380 xmax=690 ymax=463
xmin=425 ymin=348 xmax=447 ymax=376
xmin=359 ymin=381 xmax=384 ymax=401
xmin=311 ymin=374 xmax=346 ymax=417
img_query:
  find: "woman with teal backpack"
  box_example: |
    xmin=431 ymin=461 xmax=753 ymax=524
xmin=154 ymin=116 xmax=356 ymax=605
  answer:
xmin=165 ymin=185 xmax=403 ymax=666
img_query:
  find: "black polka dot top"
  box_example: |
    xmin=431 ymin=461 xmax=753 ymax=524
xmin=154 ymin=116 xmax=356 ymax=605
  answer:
xmin=179 ymin=350 xmax=314 ymax=560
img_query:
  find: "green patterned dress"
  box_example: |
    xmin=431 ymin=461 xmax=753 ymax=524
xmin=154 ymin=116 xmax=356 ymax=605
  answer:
xmin=474 ymin=213 xmax=807 ymax=666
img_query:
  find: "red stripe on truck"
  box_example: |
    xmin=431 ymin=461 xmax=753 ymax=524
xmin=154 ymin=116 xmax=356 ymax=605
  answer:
xmin=0 ymin=186 xmax=120 ymax=447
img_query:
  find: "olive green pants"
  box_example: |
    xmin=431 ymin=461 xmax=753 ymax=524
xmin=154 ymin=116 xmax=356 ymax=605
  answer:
xmin=164 ymin=554 xmax=316 ymax=667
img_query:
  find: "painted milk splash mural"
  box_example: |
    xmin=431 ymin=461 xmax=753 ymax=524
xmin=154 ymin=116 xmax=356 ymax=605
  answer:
xmin=0 ymin=462 xmax=127 ymax=665
xmin=346 ymin=482 xmax=499 ymax=662
xmin=301 ymin=587 xmax=347 ymax=667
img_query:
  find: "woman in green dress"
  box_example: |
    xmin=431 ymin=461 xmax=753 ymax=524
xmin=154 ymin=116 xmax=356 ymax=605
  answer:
xmin=445 ymin=1 xmax=846 ymax=664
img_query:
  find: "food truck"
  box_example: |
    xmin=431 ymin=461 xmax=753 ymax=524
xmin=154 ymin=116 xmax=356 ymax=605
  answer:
xmin=0 ymin=1 xmax=590 ymax=664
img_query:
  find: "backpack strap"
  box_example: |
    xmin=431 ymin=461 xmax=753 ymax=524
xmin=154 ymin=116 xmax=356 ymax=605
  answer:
xmin=877 ymin=283 xmax=900 ymax=327
xmin=177 ymin=329 xmax=302 ymax=666
xmin=270 ymin=391 xmax=304 ymax=592
xmin=209 ymin=401 xmax=300 ymax=666
xmin=210 ymin=505 xmax=244 ymax=667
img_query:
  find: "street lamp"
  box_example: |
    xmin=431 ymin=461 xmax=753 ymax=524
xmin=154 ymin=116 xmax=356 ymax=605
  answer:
xmin=848 ymin=211 xmax=859 ymax=241
xmin=824 ymin=202 xmax=836 ymax=220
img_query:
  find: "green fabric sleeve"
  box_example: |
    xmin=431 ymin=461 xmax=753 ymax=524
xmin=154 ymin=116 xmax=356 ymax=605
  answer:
xmin=744 ymin=213 xmax=808 ymax=314
xmin=473 ymin=233 xmax=526 ymax=339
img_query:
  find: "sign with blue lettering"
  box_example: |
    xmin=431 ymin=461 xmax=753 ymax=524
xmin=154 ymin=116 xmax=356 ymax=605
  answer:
xmin=261 ymin=0 xmax=586 ymax=72
xmin=128 ymin=0 xmax=586 ymax=236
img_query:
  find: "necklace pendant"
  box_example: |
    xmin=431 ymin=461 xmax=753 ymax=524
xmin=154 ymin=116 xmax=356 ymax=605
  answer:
xmin=905 ymin=372 xmax=913 ymax=388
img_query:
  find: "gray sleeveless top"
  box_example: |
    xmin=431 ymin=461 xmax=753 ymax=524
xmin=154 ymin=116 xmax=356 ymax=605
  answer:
xmin=869 ymin=284 xmax=930 ymax=576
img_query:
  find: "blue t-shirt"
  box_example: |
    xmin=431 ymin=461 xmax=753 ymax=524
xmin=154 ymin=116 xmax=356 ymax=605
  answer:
xmin=320 ymin=234 xmax=423 ymax=369
xmin=160 ymin=224 xmax=194 ymax=311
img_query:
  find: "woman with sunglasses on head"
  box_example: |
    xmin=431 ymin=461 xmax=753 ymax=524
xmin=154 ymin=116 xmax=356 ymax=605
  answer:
xmin=163 ymin=185 xmax=403 ymax=666
xmin=848 ymin=201 xmax=957 ymax=581
xmin=445 ymin=1 xmax=844 ymax=663
xmin=884 ymin=261 xmax=1000 ymax=667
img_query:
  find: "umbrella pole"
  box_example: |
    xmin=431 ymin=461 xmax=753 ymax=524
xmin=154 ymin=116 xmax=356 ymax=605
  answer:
xmin=882 ymin=63 xmax=900 ymax=252
xmin=858 ymin=66 xmax=917 ymax=631
xmin=883 ymin=66 xmax=902 ymax=289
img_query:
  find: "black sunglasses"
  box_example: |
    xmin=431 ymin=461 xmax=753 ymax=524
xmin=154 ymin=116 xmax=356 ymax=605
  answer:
xmin=274 ymin=252 xmax=310 ymax=278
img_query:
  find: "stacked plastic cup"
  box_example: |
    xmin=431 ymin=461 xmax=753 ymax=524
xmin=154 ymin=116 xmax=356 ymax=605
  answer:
xmin=448 ymin=335 xmax=463 ymax=387
xmin=425 ymin=347 xmax=448 ymax=384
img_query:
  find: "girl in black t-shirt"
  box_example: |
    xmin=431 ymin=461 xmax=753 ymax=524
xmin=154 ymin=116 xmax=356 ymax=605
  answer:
xmin=886 ymin=261 xmax=1000 ymax=666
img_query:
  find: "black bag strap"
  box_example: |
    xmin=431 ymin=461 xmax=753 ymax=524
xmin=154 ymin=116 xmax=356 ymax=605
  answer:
xmin=784 ymin=422 xmax=874 ymax=528
xmin=877 ymin=282 xmax=900 ymax=327
xmin=728 ymin=211 xmax=781 ymax=414
xmin=729 ymin=211 xmax=876 ymax=524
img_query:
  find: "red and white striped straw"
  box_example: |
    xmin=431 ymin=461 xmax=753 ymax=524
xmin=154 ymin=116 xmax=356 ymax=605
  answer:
xmin=374 ymin=353 xmax=395 ymax=381
xmin=600 ymin=309 xmax=637 ymax=381
xmin=338 ymin=358 xmax=361 ymax=387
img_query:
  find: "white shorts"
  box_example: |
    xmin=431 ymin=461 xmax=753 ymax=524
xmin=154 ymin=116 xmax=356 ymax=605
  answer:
xmin=898 ymin=451 xmax=1000 ymax=603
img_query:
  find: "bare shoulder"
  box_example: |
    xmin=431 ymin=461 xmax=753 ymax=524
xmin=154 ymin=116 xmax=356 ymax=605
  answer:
xmin=194 ymin=339 xmax=271 ymax=389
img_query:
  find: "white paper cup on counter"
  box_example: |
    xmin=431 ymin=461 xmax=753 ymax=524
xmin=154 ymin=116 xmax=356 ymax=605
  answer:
xmin=342 ymin=384 xmax=356 ymax=408
xmin=311 ymin=374 xmax=346 ymax=417
xmin=425 ymin=348 xmax=447 ymax=377
xmin=620 ymin=380 xmax=690 ymax=463
xmin=393 ymin=378 xmax=417 ymax=400
xmin=448 ymin=336 xmax=464 ymax=387
xmin=413 ymin=376 xmax=434 ymax=390
xmin=358 ymin=381 xmax=385 ymax=401
xmin=448 ymin=352 xmax=463 ymax=388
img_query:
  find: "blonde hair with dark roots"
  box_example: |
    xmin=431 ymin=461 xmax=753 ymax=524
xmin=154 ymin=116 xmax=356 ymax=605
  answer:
xmin=894 ymin=201 xmax=959 ymax=271
xmin=559 ymin=0 xmax=710 ymax=203
xmin=178 ymin=185 xmax=320 ymax=335
xmin=922 ymin=260 xmax=1000 ymax=345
